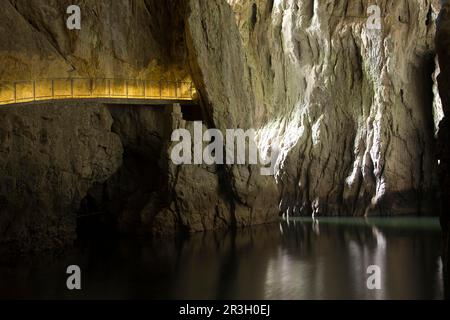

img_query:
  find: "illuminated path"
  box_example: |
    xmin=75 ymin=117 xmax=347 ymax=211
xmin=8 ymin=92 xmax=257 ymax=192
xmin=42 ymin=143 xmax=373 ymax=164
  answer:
xmin=0 ymin=78 xmax=196 ymax=106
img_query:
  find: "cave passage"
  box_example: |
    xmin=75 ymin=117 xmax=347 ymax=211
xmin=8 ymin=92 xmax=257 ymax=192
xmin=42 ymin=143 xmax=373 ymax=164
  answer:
xmin=75 ymin=102 xmax=204 ymax=240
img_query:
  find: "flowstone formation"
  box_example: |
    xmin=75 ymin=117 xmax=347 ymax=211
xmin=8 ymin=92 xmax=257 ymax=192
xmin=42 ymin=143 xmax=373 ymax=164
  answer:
xmin=229 ymin=0 xmax=439 ymax=217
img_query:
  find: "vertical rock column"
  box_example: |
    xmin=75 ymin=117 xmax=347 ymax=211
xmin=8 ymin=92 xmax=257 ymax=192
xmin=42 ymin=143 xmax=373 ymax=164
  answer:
xmin=183 ymin=0 xmax=280 ymax=229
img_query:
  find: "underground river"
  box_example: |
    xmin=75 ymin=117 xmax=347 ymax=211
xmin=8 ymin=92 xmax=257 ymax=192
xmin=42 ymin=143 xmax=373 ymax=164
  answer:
xmin=0 ymin=217 xmax=443 ymax=300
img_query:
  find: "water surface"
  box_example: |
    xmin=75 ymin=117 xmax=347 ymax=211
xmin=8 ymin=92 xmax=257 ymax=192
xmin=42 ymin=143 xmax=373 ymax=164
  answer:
xmin=0 ymin=217 xmax=443 ymax=299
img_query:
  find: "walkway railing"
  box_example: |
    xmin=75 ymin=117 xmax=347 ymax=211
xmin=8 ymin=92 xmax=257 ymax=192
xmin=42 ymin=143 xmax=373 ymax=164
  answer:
xmin=0 ymin=78 xmax=196 ymax=105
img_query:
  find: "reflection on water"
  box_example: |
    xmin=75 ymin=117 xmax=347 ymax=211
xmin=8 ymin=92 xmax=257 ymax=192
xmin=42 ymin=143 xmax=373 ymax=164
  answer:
xmin=0 ymin=217 xmax=443 ymax=300
xmin=268 ymin=218 xmax=442 ymax=300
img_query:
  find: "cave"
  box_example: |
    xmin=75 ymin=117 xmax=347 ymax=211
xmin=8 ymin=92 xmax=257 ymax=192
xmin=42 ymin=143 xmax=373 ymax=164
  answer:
xmin=0 ymin=0 xmax=449 ymax=302
xmin=75 ymin=102 xmax=205 ymax=240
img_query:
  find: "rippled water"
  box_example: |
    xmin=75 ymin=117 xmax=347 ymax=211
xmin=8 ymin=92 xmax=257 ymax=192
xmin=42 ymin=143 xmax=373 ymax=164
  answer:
xmin=0 ymin=217 xmax=444 ymax=300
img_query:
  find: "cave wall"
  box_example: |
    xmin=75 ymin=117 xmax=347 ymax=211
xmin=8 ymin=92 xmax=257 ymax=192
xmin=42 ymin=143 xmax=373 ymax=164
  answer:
xmin=0 ymin=0 xmax=189 ymax=80
xmin=0 ymin=103 xmax=122 ymax=250
xmin=181 ymin=0 xmax=280 ymax=232
xmin=0 ymin=0 xmax=280 ymax=250
xmin=228 ymin=0 xmax=440 ymax=217
xmin=436 ymin=0 xmax=450 ymax=296
xmin=0 ymin=0 xmax=444 ymax=250
xmin=0 ymin=0 xmax=190 ymax=249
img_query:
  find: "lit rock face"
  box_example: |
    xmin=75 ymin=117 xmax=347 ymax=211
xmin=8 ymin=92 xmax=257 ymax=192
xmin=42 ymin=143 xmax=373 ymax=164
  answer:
xmin=0 ymin=0 xmax=189 ymax=80
xmin=0 ymin=104 xmax=122 ymax=250
xmin=229 ymin=0 xmax=439 ymax=216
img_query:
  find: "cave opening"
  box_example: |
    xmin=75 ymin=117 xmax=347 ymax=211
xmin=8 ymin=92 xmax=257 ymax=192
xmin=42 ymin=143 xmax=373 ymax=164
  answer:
xmin=181 ymin=103 xmax=203 ymax=121
xmin=251 ymin=3 xmax=258 ymax=29
xmin=76 ymin=147 xmax=164 ymax=241
xmin=75 ymin=103 xmax=205 ymax=242
xmin=75 ymin=106 xmax=165 ymax=241
xmin=77 ymin=189 xmax=117 ymax=241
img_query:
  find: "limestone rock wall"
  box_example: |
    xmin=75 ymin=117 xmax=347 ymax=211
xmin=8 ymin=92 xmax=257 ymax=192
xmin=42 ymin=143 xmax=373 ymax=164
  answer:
xmin=0 ymin=104 xmax=122 ymax=250
xmin=436 ymin=0 xmax=450 ymax=297
xmin=0 ymin=0 xmax=280 ymax=250
xmin=0 ymin=0 xmax=444 ymax=250
xmin=183 ymin=0 xmax=279 ymax=232
xmin=0 ymin=0 xmax=190 ymax=249
xmin=0 ymin=0 xmax=190 ymax=80
xmin=229 ymin=0 xmax=439 ymax=216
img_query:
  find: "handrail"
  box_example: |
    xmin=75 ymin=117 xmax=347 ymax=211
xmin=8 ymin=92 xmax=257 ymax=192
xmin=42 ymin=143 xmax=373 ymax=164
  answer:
xmin=0 ymin=78 xmax=196 ymax=105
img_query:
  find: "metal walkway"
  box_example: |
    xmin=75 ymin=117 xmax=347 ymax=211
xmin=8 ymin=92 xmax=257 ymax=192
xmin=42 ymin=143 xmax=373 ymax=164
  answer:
xmin=0 ymin=78 xmax=196 ymax=106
